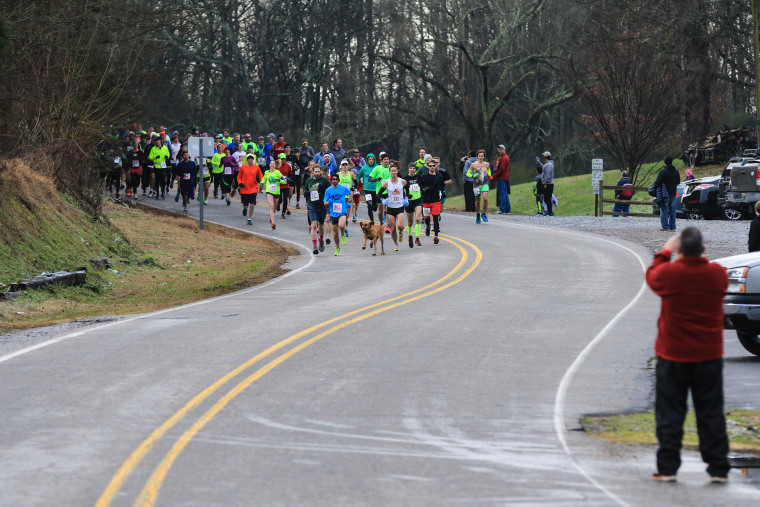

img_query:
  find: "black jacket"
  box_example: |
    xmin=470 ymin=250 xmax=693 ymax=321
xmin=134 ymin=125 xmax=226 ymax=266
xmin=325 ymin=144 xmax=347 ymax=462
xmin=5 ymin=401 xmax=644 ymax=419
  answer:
xmin=749 ymin=216 xmax=760 ymax=252
xmin=654 ymin=165 xmax=680 ymax=198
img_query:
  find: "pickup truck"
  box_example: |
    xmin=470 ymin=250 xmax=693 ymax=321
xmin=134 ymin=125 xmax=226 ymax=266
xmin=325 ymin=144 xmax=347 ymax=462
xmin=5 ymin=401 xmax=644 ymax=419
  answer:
xmin=715 ymin=252 xmax=760 ymax=355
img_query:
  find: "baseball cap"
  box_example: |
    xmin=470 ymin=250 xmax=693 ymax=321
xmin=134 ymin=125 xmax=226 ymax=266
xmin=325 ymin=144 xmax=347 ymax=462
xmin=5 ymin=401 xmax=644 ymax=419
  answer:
xmin=258 ymin=136 xmax=264 ymax=140
xmin=542 ymin=151 xmax=551 ymax=158
xmin=267 ymin=133 xmax=275 ymax=138
xmin=301 ymin=138 xmax=308 ymax=143
xmin=278 ymin=153 xmax=286 ymax=159
xmin=340 ymin=159 xmax=349 ymax=166
xmin=424 ymin=154 xmax=433 ymax=160
xmin=498 ymin=144 xmax=506 ymax=150
xmin=247 ymin=154 xmax=254 ymax=159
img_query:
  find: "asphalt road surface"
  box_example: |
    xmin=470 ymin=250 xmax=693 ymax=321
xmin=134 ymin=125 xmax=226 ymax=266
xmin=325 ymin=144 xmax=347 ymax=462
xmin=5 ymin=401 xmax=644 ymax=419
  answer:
xmin=1 ymin=191 xmax=759 ymax=507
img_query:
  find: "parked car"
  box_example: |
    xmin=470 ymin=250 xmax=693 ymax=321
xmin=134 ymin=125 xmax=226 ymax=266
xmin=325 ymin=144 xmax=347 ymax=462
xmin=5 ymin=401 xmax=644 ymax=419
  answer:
xmin=721 ymin=156 xmax=760 ymax=220
xmin=652 ymin=183 xmax=687 ymax=218
xmin=715 ymin=252 xmax=760 ymax=356
xmin=680 ymin=175 xmax=727 ymax=220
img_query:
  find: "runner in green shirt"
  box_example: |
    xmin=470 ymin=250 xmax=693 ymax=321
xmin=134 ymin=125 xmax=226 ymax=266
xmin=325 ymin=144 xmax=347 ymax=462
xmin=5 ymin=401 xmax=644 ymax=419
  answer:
xmin=262 ymin=160 xmax=286 ymax=230
xmin=304 ymin=165 xmax=331 ymax=254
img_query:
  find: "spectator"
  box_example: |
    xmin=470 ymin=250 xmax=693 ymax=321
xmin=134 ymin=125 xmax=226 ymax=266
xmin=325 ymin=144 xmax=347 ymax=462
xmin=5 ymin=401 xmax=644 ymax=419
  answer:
xmin=749 ymin=201 xmax=760 ymax=252
xmin=654 ymin=156 xmax=681 ymax=231
xmin=493 ymin=144 xmax=511 ymax=214
xmin=540 ymin=151 xmax=555 ymax=216
xmin=612 ymin=170 xmax=634 ymax=217
xmin=645 ymin=228 xmax=730 ymax=484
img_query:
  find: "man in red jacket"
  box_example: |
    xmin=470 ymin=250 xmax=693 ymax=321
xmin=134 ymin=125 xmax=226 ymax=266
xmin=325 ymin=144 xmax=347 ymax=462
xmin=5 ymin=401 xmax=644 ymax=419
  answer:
xmin=494 ymin=144 xmax=511 ymax=214
xmin=645 ymin=227 xmax=730 ymax=483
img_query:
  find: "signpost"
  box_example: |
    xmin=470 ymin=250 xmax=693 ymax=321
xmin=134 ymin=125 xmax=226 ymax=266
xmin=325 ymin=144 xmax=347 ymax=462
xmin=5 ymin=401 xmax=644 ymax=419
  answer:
xmin=591 ymin=159 xmax=603 ymax=216
xmin=187 ymin=136 xmax=215 ymax=230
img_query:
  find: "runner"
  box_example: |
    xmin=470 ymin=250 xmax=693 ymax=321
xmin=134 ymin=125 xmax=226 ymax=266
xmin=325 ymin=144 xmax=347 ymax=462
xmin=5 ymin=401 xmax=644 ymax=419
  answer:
xmin=199 ymin=151 xmax=211 ymax=204
xmin=466 ymin=149 xmax=491 ymax=223
xmin=276 ymin=154 xmax=292 ymax=218
xmin=148 ymin=136 xmax=171 ymax=199
xmin=176 ymin=152 xmax=198 ymax=213
xmin=419 ymin=157 xmax=452 ymax=244
xmin=284 ymin=144 xmax=302 ymax=209
xmin=337 ymin=159 xmax=356 ymax=233
xmin=369 ymin=153 xmax=392 ymax=232
xmin=237 ymin=154 xmax=264 ymax=225
xmin=168 ymin=132 xmax=182 ymax=194
xmin=357 ymin=153 xmax=378 ymax=223
xmin=323 ymin=173 xmax=352 ymax=256
xmin=348 ymin=149 xmax=365 ymax=221
xmin=304 ymin=164 xmax=330 ymax=254
xmin=379 ymin=163 xmax=408 ymax=252
xmin=124 ymin=140 xmax=143 ymax=203
xmin=404 ymin=162 xmax=423 ymax=248
xmin=219 ymin=147 xmax=239 ymax=206
xmin=210 ymin=143 xmax=225 ymax=198
xmin=262 ymin=160 xmax=286 ymax=229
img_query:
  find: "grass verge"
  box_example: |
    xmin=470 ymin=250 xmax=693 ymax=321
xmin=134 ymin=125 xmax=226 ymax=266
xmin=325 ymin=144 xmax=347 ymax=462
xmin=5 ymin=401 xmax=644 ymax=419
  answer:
xmin=582 ymin=409 xmax=760 ymax=452
xmin=0 ymin=200 xmax=295 ymax=333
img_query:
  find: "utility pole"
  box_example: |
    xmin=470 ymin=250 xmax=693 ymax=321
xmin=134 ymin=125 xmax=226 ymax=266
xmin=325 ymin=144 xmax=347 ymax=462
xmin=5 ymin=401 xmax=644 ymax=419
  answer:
xmin=753 ymin=0 xmax=760 ymax=146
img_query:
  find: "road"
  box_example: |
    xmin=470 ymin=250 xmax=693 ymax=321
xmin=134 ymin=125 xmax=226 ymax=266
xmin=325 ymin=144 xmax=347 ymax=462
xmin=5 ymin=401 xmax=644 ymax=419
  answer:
xmin=1 ymin=192 xmax=759 ymax=506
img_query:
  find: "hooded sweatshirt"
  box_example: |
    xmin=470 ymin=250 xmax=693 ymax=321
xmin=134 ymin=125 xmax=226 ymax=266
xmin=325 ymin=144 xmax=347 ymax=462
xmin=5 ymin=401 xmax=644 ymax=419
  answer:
xmin=357 ymin=153 xmax=378 ymax=192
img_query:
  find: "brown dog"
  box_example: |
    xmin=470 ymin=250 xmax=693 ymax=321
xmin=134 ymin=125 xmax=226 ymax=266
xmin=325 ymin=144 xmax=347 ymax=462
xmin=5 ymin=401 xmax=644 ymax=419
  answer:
xmin=360 ymin=221 xmax=385 ymax=256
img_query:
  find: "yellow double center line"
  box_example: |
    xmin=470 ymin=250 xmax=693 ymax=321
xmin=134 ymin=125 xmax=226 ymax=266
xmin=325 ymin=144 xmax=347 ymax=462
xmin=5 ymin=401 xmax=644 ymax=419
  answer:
xmin=97 ymin=233 xmax=481 ymax=507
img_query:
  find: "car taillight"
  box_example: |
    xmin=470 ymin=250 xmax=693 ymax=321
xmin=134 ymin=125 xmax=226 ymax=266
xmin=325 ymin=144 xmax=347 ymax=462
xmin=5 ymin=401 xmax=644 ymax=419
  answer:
xmin=676 ymin=192 xmax=681 ymax=197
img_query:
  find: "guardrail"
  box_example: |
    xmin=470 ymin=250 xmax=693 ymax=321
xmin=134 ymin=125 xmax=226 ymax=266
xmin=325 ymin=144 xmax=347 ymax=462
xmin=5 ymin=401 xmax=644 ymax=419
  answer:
xmin=598 ymin=185 xmax=657 ymax=217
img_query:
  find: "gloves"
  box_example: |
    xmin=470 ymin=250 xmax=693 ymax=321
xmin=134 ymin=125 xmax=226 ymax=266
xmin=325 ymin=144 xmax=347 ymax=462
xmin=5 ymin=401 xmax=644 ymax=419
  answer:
xmin=382 ymin=198 xmax=388 ymax=206
xmin=403 ymin=199 xmax=409 ymax=207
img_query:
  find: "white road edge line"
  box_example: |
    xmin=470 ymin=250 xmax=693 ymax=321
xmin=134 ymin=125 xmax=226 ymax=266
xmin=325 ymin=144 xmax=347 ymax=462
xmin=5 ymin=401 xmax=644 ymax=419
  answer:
xmin=0 ymin=219 xmax=315 ymax=365
xmin=473 ymin=214 xmax=648 ymax=507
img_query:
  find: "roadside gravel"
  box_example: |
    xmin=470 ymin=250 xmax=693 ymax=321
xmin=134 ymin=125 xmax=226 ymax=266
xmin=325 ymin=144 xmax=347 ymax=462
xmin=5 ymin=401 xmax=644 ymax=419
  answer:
xmin=494 ymin=214 xmax=751 ymax=260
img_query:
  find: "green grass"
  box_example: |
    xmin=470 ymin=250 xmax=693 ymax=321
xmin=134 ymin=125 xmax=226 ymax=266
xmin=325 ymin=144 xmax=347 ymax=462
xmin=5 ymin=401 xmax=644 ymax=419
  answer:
xmin=444 ymin=159 xmax=724 ymax=216
xmin=582 ymin=408 xmax=760 ymax=452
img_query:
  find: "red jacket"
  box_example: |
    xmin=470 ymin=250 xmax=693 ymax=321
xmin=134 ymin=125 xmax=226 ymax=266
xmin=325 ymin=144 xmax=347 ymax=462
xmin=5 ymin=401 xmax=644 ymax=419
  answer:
xmin=494 ymin=153 xmax=510 ymax=180
xmin=645 ymin=249 xmax=728 ymax=362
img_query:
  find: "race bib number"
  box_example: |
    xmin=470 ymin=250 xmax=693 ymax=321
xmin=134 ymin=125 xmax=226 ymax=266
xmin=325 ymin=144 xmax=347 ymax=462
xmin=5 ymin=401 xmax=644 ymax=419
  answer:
xmin=332 ymin=202 xmax=343 ymax=214
xmin=410 ymin=183 xmax=420 ymax=193
xmin=160 ymin=162 xmax=166 ymax=169
xmin=294 ymin=169 xmax=300 ymax=175
xmin=474 ymin=187 xmax=481 ymax=196
xmin=202 ymin=166 xmax=209 ymax=175
xmin=310 ymin=190 xmax=319 ymax=201
xmin=132 ymin=160 xmax=140 ymax=168
xmin=340 ymin=183 xmax=350 ymax=189
xmin=423 ymin=207 xmax=431 ymax=217
xmin=390 ymin=195 xmax=402 ymax=204
xmin=224 ymin=167 xmax=233 ymax=175
xmin=183 ymin=173 xmax=191 ymax=180
xmin=268 ymin=183 xmax=278 ymax=193
xmin=365 ymin=194 xmax=372 ymax=202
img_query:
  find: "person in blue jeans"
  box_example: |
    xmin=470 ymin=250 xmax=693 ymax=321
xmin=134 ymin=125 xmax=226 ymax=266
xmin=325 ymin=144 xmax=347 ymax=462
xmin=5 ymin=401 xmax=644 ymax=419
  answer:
xmin=494 ymin=144 xmax=511 ymax=214
xmin=654 ymin=156 xmax=680 ymax=231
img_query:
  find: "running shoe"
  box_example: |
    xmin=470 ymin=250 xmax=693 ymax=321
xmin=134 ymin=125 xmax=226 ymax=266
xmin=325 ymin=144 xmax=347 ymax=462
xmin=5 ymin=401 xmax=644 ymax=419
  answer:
xmin=247 ymin=219 xmax=252 ymax=225
xmin=415 ymin=238 xmax=422 ymax=247
xmin=352 ymin=216 xmax=356 ymax=222
xmin=342 ymin=234 xmax=347 ymax=245
xmin=408 ymin=236 xmax=413 ymax=248
xmin=281 ymin=213 xmax=286 ymax=219
xmin=425 ymin=224 xmax=430 ymax=236
xmin=482 ymin=213 xmax=488 ymax=222
xmin=325 ymin=238 xmax=331 ymax=245
xmin=334 ymin=248 xmax=341 ymax=256
xmin=213 ymin=191 xmax=218 ymax=198
xmin=651 ymin=474 xmax=676 ymax=482
xmin=175 ymin=193 xmax=180 ymax=202
xmin=399 ymin=231 xmax=403 ymax=241
xmin=183 ymin=205 xmax=187 ymax=212
xmin=394 ymin=246 xmax=399 ymax=252
xmin=203 ymin=200 xmax=208 ymax=205
xmin=710 ymin=476 xmax=728 ymax=484
xmin=433 ymin=237 xmax=439 ymax=245
xmin=385 ymin=226 xmax=391 ymax=234
xmin=286 ymin=209 xmax=291 ymax=215
xmin=345 ymin=230 xmax=349 ymax=237
xmin=313 ymin=248 xmax=319 ymax=255
xmin=271 ymin=222 xmax=276 ymax=229
xmin=476 ymin=215 xmax=481 ymax=224
xmin=296 ymin=203 xmax=300 ymax=209
xmin=243 ymin=208 xmax=247 ymax=216
xmin=227 ymin=199 xmax=231 ymax=206
xmin=319 ymin=240 xmax=325 ymax=252
xmin=161 ymin=193 xmax=165 ymax=199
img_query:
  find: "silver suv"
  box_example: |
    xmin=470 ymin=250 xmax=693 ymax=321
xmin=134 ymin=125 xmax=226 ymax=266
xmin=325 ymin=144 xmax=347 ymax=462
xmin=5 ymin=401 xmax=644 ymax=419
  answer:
xmin=715 ymin=252 xmax=760 ymax=355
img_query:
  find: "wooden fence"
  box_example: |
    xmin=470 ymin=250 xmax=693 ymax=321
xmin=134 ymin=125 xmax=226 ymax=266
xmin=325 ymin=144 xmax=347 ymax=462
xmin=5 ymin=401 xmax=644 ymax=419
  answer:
xmin=598 ymin=185 xmax=657 ymax=217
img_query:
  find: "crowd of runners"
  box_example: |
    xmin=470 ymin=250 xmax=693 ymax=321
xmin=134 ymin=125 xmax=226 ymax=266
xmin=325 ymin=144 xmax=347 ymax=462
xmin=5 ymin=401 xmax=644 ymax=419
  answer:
xmin=99 ymin=126 xmax=454 ymax=256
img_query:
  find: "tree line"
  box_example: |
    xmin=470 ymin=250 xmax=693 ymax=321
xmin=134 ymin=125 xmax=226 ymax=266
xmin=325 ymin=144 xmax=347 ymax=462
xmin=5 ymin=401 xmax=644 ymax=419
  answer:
xmin=0 ymin=0 xmax=757 ymax=208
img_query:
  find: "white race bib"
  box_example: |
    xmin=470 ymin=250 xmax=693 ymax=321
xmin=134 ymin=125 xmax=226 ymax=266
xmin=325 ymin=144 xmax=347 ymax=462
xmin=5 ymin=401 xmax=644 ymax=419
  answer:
xmin=202 ymin=166 xmax=209 ymax=175
xmin=183 ymin=173 xmax=191 ymax=180
xmin=132 ymin=160 xmax=140 ymax=168
xmin=224 ymin=167 xmax=233 ymax=175
xmin=474 ymin=187 xmax=481 ymax=196
xmin=268 ymin=183 xmax=278 ymax=193
xmin=423 ymin=207 xmax=431 ymax=217
xmin=390 ymin=194 xmax=402 ymax=204
xmin=294 ymin=169 xmax=300 ymax=175
xmin=365 ymin=194 xmax=372 ymax=202
xmin=310 ymin=190 xmax=319 ymax=201
xmin=332 ymin=202 xmax=343 ymax=214
xmin=160 ymin=162 xmax=166 ymax=169
xmin=410 ymin=183 xmax=420 ymax=193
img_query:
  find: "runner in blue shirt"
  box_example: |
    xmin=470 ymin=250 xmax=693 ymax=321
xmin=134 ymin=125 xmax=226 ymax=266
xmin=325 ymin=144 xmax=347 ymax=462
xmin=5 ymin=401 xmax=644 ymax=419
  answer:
xmin=323 ymin=174 xmax=352 ymax=256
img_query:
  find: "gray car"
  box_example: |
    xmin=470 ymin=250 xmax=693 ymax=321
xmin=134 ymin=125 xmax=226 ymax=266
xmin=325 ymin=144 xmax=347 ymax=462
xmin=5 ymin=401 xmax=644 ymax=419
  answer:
xmin=715 ymin=252 xmax=760 ymax=355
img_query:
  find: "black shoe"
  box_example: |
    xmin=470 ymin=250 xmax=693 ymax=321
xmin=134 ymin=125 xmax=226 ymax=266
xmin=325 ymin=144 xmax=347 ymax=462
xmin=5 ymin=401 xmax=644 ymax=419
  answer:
xmin=313 ymin=248 xmax=319 ymax=255
xmin=325 ymin=238 xmax=331 ymax=245
xmin=242 ymin=207 xmax=247 ymax=216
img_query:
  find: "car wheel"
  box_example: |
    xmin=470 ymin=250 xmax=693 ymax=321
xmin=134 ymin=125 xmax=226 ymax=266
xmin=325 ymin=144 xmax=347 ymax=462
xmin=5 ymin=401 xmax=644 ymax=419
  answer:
xmin=688 ymin=212 xmax=704 ymax=220
xmin=722 ymin=207 xmax=744 ymax=221
xmin=736 ymin=330 xmax=760 ymax=356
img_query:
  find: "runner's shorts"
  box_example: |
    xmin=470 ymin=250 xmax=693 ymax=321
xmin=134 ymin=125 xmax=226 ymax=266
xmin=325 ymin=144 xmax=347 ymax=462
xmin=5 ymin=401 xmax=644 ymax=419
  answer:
xmin=423 ymin=201 xmax=442 ymax=216
xmin=241 ymin=193 xmax=258 ymax=206
xmin=307 ymin=204 xmax=327 ymax=223
xmin=405 ymin=198 xmax=422 ymax=213
xmin=385 ymin=206 xmax=404 ymax=217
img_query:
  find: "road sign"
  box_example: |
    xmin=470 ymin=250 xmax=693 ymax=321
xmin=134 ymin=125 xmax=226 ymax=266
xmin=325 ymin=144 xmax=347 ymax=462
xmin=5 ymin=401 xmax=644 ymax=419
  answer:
xmin=187 ymin=136 xmax=215 ymax=158
xmin=591 ymin=158 xmax=603 ymax=190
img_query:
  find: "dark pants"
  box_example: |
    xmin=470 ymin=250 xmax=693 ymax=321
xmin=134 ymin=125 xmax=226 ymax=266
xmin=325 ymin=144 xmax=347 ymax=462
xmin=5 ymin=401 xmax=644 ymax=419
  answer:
xmin=655 ymin=357 xmax=730 ymax=477
xmin=543 ymin=183 xmax=554 ymax=215
xmin=463 ymin=181 xmax=476 ymax=212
